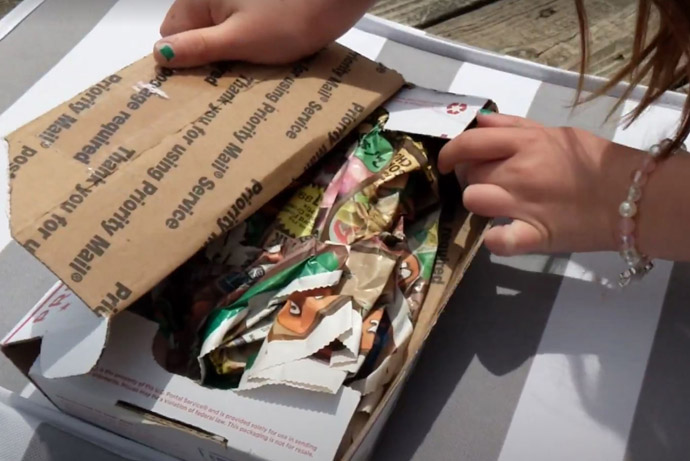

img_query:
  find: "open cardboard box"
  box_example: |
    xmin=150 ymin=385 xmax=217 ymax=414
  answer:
xmin=2 ymin=43 xmax=492 ymax=461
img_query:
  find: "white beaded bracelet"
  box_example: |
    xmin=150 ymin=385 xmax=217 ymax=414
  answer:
xmin=617 ymin=139 xmax=684 ymax=287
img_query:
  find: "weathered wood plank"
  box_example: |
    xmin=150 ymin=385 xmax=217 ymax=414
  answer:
xmin=0 ymin=0 xmax=23 ymax=18
xmin=428 ymin=0 xmax=643 ymax=79
xmin=538 ymin=3 xmax=644 ymax=79
xmin=369 ymin=0 xmax=499 ymax=28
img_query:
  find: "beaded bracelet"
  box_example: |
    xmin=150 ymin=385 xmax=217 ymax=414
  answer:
xmin=617 ymin=139 xmax=683 ymax=287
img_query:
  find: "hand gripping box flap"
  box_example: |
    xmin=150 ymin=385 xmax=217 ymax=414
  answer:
xmin=5 ymin=44 xmax=404 ymax=318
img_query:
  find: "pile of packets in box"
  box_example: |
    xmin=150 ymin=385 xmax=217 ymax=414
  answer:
xmin=130 ymin=108 xmax=450 ymax=414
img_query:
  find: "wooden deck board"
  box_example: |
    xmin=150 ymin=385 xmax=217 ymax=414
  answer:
xmin=370 ymin=0 xmax=499 ymax=28
xmin=0 ymin=0 xmax=23 ymax=18
xmin=424 ymin=0 xmax=642 ymax=79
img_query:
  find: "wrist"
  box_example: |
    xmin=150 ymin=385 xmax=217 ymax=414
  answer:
xmin=599 ymin=143 xmax=646 ymax=253
xmin=635 ymin=153 xmax=690 ymax=261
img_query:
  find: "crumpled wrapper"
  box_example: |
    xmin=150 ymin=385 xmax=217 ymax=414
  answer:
xmin=137 ymin=118 xmax=445 ymax=401
xmin=319 ymin=139 xmax=421 ymax=244
xmin=199 ymin=243 xmax=349 ymax=383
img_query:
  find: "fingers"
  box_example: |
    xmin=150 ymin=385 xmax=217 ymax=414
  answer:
xmin=476 ymin=112 xmax=543 ymax=129
xmin=454 ymin=161 xmax=500 ymax=188
xmin=452 ymin=113 xmax=548 ymax=257
xmin=438 ymin=127 xmax=528 ymax=174
xmin=154 ymin=19 xmax=243 ymax=68
xmin=484 ymin=220 xmax=545 ymax=256
xmin=462 ymin=184 xmax=546 ymax=255
xmin=160 ymin=0 xmax=216 ymax=37
xmin=462 ymin=184 xmax=517 ymax=218
xmin=463 ymin=160 xmax=502 ymax=186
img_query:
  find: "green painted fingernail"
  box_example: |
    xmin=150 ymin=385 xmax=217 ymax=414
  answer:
xmin=479 ymin=108 xmax=494 ymax=115
xmin=158 ymin=44 xmax=175 ymax=61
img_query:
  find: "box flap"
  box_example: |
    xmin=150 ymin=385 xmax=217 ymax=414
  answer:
xmin=39 ymin=312 xmax=109 ymax=379
xmin=382 ymin=86 xmax=489 ymax=138
xmin=5 ymin=44 xmax=404 ymax=317
xmin=2 ymin=282 xmax=103 ymax=345
xmin=29 ymin=310 xmax=363 ymax=461
xmin=1 ymin=281 xmax=109 ymax=378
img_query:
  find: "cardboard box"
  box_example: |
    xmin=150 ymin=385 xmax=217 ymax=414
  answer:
xmin=2 ymin=42 xmax=491 ymax=461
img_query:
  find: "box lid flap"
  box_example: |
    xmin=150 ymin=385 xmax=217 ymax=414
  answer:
xmin=382 ymin=86 xmax=489 ymax=138
xmin=1 ymin=281 xmax=109 ymax=377
xmin=6 ymin=44 xmax=404 ymax=317
xmin=39 ymin=310 xmax=109 ymax=378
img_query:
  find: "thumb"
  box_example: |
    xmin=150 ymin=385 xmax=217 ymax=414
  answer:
xmin=154 ymin=20 xmax=243 ymax=68
xmin=483 ymin=219 xmax=546 ymax=256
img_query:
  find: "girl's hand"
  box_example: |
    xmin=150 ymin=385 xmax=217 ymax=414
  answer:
xmin=154 ymin=0 xmax=373 ymax=68
xmin=438 ymin=113 xmax=645 ymax=257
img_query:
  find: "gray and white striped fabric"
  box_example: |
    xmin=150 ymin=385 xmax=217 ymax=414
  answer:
xmin=0 ymin=1 xmax=688 ymax=461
